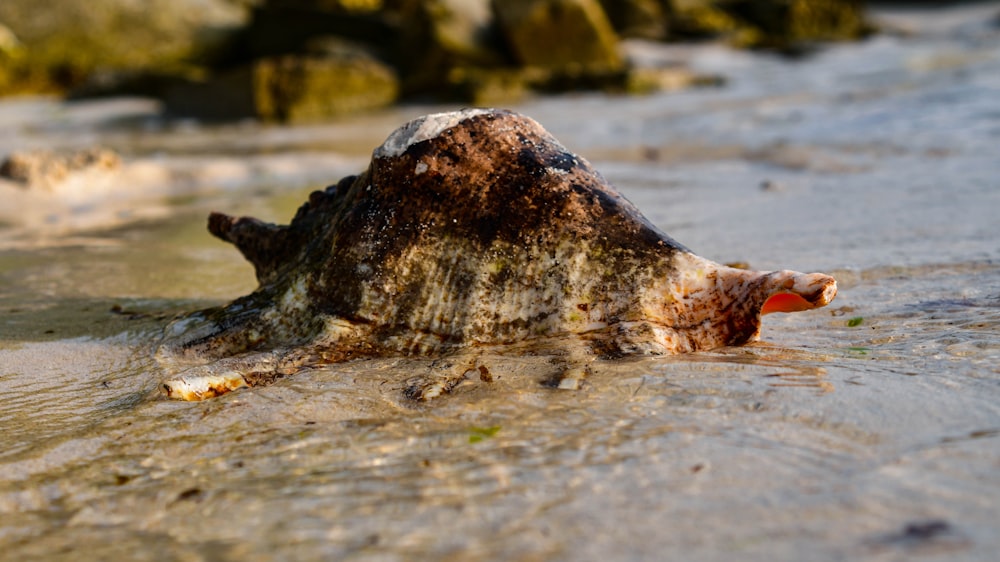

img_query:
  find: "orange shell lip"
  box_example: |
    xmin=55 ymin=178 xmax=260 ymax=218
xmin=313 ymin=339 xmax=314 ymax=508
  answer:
xmin=760 ymin=273 xmax=838 ymax=315
xmin=762 ymin=292 xmax=817 ymax=314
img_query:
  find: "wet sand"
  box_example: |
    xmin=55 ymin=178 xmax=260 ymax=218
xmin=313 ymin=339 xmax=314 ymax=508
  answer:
xmin=1 ymin=3 xmax=999 ymax=561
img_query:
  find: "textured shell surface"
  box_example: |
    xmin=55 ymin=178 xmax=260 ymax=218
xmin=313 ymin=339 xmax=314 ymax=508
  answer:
xmin=158 ymin=108 xmax=837 ymax=400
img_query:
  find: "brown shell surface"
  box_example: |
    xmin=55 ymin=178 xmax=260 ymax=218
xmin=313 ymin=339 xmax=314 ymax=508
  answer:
xmin=161 ymin=109 xmax=836 ymax=386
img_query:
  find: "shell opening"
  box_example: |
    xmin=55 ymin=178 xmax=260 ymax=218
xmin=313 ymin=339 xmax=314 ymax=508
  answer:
xmin=760 ymin=272 xmax=838 ymax=315
xmin=762 ymin=292 xmax=815 ymax=314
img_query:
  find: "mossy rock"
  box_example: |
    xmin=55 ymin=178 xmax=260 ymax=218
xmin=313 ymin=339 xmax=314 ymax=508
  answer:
xmin=246 ymin=3 xmax=402 ymax=63
xmin=263 ymin=0 xmax=385 ymax=12
xmin=397 ymin=0 xmax=512 ymax=96
xmin=165 ymin=44 xmax=399 ymax=123
xmin=442 ymin=66 xmax=529 ymax=105
xmin=598 ymin=0 xmax=669 ymax=40
xmin=783 ymin=0 xmax=870 ymax=43
xmin=0 ymin=0 xmax=245 ymax=95
xmin=255 ymin=48 xmax=400 ymax=122
xmin=492 ymin=0 xmax=624 ymax=72
xmin=0 ymin=23 xmax=19 ymax=56
xmin=668 ymin=0 xmax=870 ymax=50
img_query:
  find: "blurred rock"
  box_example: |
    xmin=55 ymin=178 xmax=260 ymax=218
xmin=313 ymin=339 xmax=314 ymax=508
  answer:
xmin=624 ymin=65 xmax=723 ymax=94
xmin=669 ymin=0 xmax=871 ymax=50
xmin=397 ymin=0 xmax=512 ymax=97
xmin=1 ymin=148 xmax=121 ymax=191
xmin=0 ymin=0 xmax=874 ymax=117
xmin=165 ymin=41 xmax=399 ymax=122
xmin=493 ymin=0 xmax=624 ymax=72
xmin=246 ymin=0 xmax=401 ymax=63
xmin=442 ymin=66 xmax=529 ymax=106
xmin=0 ymin=0 xmax=246 ymax=94
xmin=598 ymin=0 xmax=669 ymax=40
xmin=0 ymin=23 xmax=23 ymax=94
xmin=0 ymin=23 xmax=20 ymax=55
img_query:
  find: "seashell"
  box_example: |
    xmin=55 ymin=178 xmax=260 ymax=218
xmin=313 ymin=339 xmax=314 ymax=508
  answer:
xmin=159 ymin=109 xmax=836 ymax=400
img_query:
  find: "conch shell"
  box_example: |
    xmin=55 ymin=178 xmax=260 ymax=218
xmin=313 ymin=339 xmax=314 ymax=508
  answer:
xmin=159 ymin=109 xmax=836 ymax=400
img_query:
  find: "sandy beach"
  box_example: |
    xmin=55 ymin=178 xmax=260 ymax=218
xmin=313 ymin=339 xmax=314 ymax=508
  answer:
xmin=1 ymin=3 xmax=998 ymax=560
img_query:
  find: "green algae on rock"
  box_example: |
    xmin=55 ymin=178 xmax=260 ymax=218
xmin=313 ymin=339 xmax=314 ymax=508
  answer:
xmin=493 ymin=0 xmax=623 ymax=72
xmin=0 ymin=0 xmax=245 ymax=95
xmin=164 ymin=39 xmax=399 ymax=122
xmin=670 ymin=0 xmax=871 ymax=51
xmin=158 ymin=108 xmax=837 ymax=400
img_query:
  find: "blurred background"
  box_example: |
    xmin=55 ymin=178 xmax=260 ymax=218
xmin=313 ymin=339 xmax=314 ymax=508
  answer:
xmin=1 ymin=0 xmax=997 ymax=285
xmin=0 ymin=0 xmax=881 ymax=118
xmin=0 ymin=0 xmax=904 ymax=238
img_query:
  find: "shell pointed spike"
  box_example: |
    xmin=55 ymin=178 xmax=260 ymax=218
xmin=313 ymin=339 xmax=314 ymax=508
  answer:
xmin=660 ymin=254 xmax=837 ymax=351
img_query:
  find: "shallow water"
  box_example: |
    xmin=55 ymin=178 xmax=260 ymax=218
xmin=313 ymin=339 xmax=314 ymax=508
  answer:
xmin=2 ymin=4 xmax=999 ymax=561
